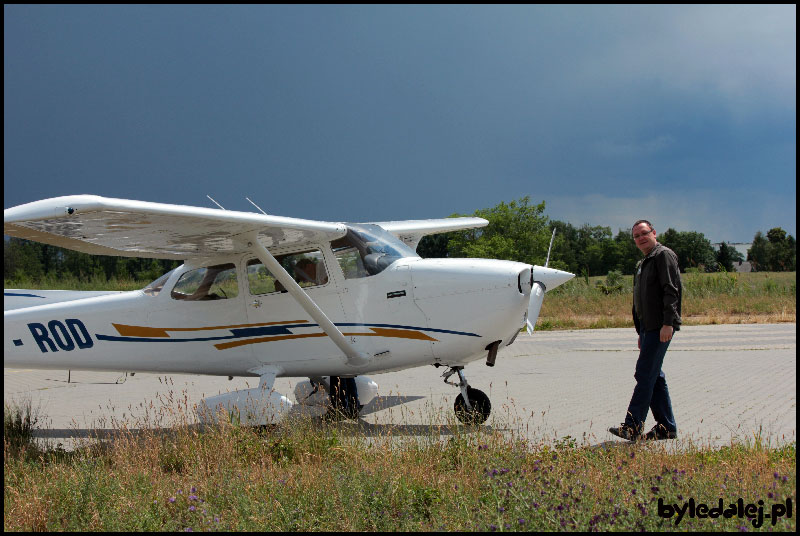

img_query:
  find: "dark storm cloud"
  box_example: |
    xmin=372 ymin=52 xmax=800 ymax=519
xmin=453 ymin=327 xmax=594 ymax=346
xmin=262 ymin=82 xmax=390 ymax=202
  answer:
xmin=4 ymin=5 xmax=795 ymax=242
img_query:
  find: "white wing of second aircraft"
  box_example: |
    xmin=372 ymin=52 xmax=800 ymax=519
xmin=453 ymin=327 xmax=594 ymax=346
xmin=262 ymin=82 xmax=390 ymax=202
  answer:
xmin=3 ymin=195 xmax=347 ymax=260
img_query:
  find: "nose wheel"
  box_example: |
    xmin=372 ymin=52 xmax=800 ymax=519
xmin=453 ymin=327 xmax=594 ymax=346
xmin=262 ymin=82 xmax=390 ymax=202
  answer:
xmin=443 ymin=367 xmax=491 ymax=425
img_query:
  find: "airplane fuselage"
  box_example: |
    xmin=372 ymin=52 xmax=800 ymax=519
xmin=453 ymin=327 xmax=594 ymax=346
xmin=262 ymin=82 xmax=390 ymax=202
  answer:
xmin=4 ymin=254 xmax=543 ymax=378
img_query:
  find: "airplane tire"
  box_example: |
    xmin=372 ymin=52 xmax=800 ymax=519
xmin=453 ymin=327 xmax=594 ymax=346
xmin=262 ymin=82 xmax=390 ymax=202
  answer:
xmin=454 ymin=387 xmax=491 ymax=425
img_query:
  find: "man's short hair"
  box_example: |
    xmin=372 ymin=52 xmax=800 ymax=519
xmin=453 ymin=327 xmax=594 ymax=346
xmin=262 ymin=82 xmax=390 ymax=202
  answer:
xmin=632 ymin=219 xmax=654 ymax=233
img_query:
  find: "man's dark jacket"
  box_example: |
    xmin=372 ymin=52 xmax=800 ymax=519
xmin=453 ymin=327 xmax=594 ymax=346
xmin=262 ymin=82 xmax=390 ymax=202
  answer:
xmin=632 ymin=243 xmax=682 ymax=334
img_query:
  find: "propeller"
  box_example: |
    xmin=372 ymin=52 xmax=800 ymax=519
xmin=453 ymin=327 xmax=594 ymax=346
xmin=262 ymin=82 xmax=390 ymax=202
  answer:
xmin=526 ymin=229 xmax=573 ymax=334
xmin=526 ymin=278 xmax=546 ymax=335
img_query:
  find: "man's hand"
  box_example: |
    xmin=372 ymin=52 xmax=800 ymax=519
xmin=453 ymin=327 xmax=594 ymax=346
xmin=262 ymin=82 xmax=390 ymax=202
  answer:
xmin=660 ymin=325 xmax=674 ymax=343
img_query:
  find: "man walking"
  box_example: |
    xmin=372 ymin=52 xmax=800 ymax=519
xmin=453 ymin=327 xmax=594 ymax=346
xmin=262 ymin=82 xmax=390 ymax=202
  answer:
xmin=609 ymin=219 xmax=681 ymax=441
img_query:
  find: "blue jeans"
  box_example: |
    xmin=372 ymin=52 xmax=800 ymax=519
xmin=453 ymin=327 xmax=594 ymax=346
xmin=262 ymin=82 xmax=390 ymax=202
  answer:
xmin=624 ymin=330 xmax=677 ymax=433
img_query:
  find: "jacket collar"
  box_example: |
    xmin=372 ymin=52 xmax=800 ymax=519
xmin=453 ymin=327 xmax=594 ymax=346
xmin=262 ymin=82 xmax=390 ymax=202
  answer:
xmin=643 ymin=242 xmax=664 ymax=260
xmin=636 ymin=243 xmax=663 ymax=270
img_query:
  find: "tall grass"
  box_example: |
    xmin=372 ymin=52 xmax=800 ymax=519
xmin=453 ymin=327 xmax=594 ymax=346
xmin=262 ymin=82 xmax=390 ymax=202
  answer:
xmin=4 ymin=272 xmax=146 ymax=291
xmin=4 ymin=399 xmax=796 ymax=531
xmin=539 ymin=272 xmax=796 ymax=330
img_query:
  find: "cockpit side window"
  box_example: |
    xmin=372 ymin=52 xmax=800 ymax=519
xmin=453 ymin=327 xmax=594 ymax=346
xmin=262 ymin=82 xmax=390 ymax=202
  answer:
xmin=331 ymin=224 xmax=419 ymax=279
xmin=171 ymin=264 xmax=239 ymax=301
xmin=247 ymin=249 xmax=329 ymax=295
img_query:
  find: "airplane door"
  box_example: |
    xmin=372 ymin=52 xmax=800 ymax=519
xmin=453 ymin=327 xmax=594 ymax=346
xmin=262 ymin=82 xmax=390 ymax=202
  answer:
xmin=336 ymin=262 xmax=435 ymax=362
xmin=145 ymin=262 xmax=253 ymax=376
xmin=242 ymin=249 xmax=347 ymax=372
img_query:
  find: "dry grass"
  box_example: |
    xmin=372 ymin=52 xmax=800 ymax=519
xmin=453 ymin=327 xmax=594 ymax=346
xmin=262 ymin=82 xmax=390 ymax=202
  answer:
xmin=4 ymin=399 xmax=796 ymax=531
xmin=538 ymin=272 xmax=795 ymax=330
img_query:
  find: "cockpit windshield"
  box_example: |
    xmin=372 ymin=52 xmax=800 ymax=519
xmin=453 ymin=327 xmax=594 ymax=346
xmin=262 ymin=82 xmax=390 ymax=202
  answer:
xmin=331 ymin=224 xmax=419 ymax=278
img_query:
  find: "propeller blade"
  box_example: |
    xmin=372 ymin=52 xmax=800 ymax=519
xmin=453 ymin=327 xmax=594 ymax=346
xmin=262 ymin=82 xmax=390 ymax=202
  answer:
xmin=526 ymin=281 xmax=546 ymax=334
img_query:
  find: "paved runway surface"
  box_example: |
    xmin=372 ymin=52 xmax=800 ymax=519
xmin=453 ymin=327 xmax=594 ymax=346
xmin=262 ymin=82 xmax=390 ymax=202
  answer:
xmin=4 ymin=323 xmax=795 ymax=448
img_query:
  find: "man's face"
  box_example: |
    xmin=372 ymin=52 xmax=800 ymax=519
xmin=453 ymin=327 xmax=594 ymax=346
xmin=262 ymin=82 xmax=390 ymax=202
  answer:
xmin=632 ymin=222 xmax=657 ymax=254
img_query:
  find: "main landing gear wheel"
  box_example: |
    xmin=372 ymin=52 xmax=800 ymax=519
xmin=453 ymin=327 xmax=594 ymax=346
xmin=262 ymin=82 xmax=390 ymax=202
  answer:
xmin=442 ymin=366 xmax=492 ymax=425
xmin=324 ymin=376 xmax=362 ymax=421
xmin=454 ymin=387 xmax=491 ymax=425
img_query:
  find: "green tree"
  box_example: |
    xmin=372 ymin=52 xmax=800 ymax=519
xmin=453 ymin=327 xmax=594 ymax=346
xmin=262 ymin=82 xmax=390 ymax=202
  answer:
xmin=767 ymin=227 xmax=787 ymax=244
xmin=715 ymin=242 xmax=736 ymax=272
xmin=747 ymin=232 xmax=768 ymax=272
xmin=613 ymin=229 xmax=641 ymax=274
xmin=447 ymin=197 xmax=550 ymax=265
xmin=659 ymin=228 xmax=715 ymax=271
xmin=4 ymin=238 xmax=44 ymax=282
xmin=749 ymin=228 xmax=797 ymax=271
xmin=547 ymin=220 xmax=580 ymax=273
xmin=4 ymin=237 xmax=181 ymax=284
xmin=416 ymin=233 xmax=450 ymax=259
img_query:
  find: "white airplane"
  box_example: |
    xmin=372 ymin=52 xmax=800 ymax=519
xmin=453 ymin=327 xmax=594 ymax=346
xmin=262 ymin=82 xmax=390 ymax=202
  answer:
xmin=4 ymin=195 xmax=573 ymax=425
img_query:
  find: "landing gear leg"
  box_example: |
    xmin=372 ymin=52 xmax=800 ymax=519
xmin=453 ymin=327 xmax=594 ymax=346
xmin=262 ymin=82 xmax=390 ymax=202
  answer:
xmin=324 ymin=376 xmax=362 ymax=421
xmin=443 ymin=366 xmax=491 ymax=425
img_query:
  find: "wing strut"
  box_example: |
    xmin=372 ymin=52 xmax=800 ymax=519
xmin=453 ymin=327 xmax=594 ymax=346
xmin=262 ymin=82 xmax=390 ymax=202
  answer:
xmin=246 ymin=232 xmax=371 ymax=367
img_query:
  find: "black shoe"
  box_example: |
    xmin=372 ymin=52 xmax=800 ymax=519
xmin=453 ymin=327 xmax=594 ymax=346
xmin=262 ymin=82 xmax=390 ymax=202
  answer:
xmin=644 ymin=424 xmax=677 ymax=440
xmin=608 ymin=423 xmax=643 ymax=441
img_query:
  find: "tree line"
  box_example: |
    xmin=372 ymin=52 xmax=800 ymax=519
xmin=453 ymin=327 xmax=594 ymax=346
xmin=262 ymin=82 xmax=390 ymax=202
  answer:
xmin=416 ymin=197 xmax=796 ymax=276
xmin=4 ymin=239 xmax=180 ymax=284
xmin=3 ymin=196 xmax=796 ymax=284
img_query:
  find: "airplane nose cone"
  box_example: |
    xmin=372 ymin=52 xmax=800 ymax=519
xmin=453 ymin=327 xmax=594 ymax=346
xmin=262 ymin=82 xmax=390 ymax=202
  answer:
xmin=533 ymin=266 xmax=574 ymax=291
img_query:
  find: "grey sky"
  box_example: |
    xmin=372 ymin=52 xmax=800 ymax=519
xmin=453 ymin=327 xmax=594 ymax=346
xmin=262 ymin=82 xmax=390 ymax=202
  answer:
xmin=4 ymin=5 xmax=796 ymax=243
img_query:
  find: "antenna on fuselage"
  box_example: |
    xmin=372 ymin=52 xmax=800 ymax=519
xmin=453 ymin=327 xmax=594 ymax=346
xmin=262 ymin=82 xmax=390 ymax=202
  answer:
xmin=245 ymin=197 xmax=268 ymax=215
xmin=206 ymin=195 xmax=226 ymax=210
xmin=545 ymin=228 xmax=557 ymax=268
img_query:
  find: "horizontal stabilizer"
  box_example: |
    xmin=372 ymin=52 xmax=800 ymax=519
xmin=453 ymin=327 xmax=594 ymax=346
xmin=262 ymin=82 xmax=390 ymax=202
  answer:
xmin=4 ymin=289 xmax=124 ymax=312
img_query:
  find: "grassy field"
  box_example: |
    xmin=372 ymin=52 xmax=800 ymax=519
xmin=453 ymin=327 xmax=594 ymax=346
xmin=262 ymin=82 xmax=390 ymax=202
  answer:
xmin=4 ymin=402 xmax=796 ymax=532
xmin=539 ymin=271 xmax=796 ymax=330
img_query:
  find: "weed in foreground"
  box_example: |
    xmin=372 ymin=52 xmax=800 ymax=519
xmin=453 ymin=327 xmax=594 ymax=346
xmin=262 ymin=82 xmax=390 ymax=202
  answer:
xmin=4 ymin=397 xmax=796 ymax=532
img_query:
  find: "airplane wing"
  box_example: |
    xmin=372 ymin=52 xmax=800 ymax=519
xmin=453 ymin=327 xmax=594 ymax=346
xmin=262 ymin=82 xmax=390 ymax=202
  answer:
xmin=371 ymin=217 xmax=488 ymax=250
xmin=4 ymin=195 xmax=347 ymax=260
